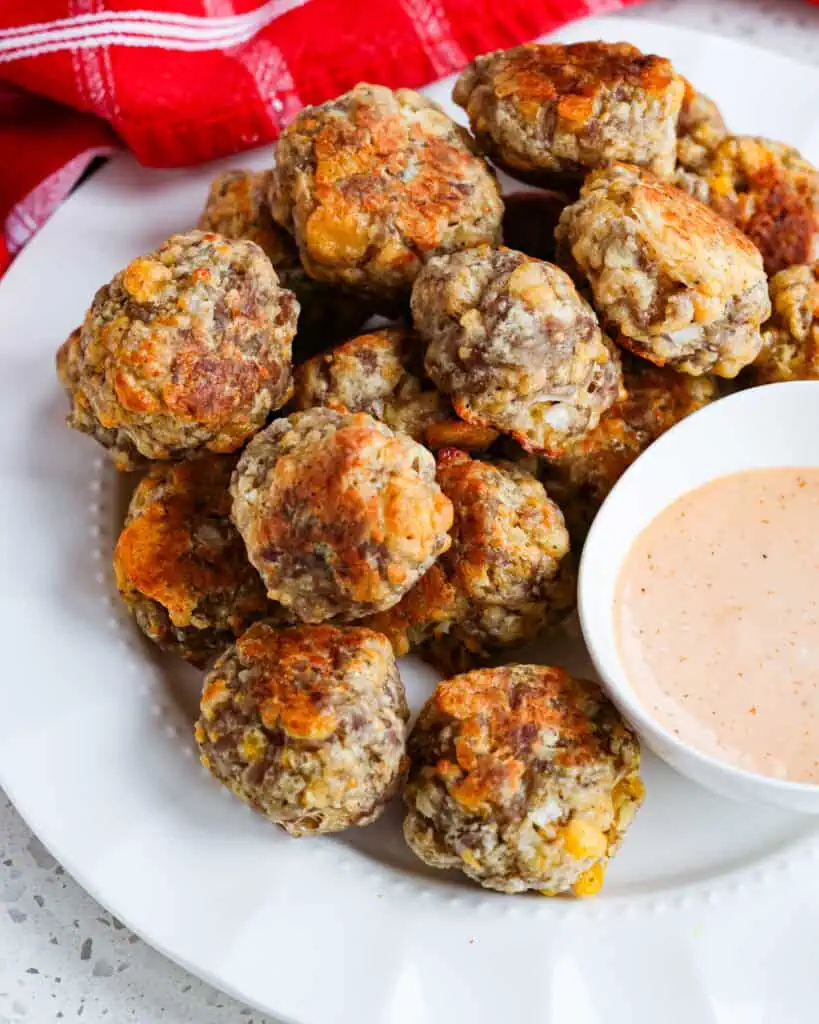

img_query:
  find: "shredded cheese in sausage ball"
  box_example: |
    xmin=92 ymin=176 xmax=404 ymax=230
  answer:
xmin=196 ymin=623 xmax=409 ymax=836
xmin=751 ymin=262 xmax=819 ymax=383
xmin=113 ymin=457 xmax=287 ymax=667
xmin=454 ymin=41 xmax=684 ymax=188
xmin=404 ymin=665 xmax=644 ymax=895
xmin=230 ymin=408 xmax=454 ymax=623
xmin=557 ymin=163 xmax=770 ymax=376
xmin=414 ymin=245 xmax=622 ymax=455
xmin=364 ymin=449 xmax=574 ymax=670
xmin=269 ymin=84 xmax=503 ymax=301
xmin=57 ymin=231 xmax=298 ymax=469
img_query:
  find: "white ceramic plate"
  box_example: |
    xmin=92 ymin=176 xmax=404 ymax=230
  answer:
xmin=2 ymin=16 xmax=819 ymax=1024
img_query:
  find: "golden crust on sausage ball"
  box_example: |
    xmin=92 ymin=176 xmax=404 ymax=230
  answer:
xmin=414 ymin=245 xmax=622 ymax=456
xmin=113 ymin=457 xmax=282 ymax=667
xmin=706 ymin=136 xmax=819 ymax=276
xmin=197 ymin=170 xmax=371 ymax=357
xmin=556 ymin=163 xmax=770 ymax=376
xmin=57 ymin=231 xmax=298 ymax=470
xmin=364 ymin=449 xmax=573 ymax=667
xmin=268 ymin=84 xmax=503 ymax=301
xmin=543 ymin=358 xmax=718 ymax=543
xmin=750 ymin=262 xmax=819 ymax=383
xmin=403 ymin=665 xmax=644 ymax=895
xmin=196 ymin=623 xmax=409 ymax=836
xmin=453 ymin=42 xmax=684 ymax=187
xmin=230 ymin=408 xmax=454 ymax=623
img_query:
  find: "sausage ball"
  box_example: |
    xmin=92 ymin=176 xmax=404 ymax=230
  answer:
xmin=292 ymin=326 xmax=498 ymax=450
xmin=403 ymin=665 xmax=644 ymax=895
xmin=676 ymin=83 xmax=727 ymax=175
xmin=365 ymin=449 xmax=573 ymax=669
xmin=427 ymin=450 xmax=574 ymax=661
xmin=293 ymin=326 xmax=446 ymax=440
xmin=58 ymin=231 xmax=298 ymax=470
xmin=453 ymin=42 xmax=684 ymax=188
xmin=268 ymin=84 xmax=504 ymax=301
xmin=706 ymin=136 xmax=819 ymax=276
xmin=750 ymin=262 xmax=819 ymax=383
xmin=197 ymin=170 xmax=295 ymax=270
xmin=418 ymin=560 xmax=577 ymax=678
xmin=230 ymin=408 xmax=454 ymax=623
xmin=543 ymin=358 xmax=718 ymax=544
xmin=197 ymin=170 xmax=371 ymax=358
xmin=672 ymin=84 xmax=727 ymax=203
xmin=196 ymin=622 xmax=409 ymax=835
xmin=414 ymin=245 xmax=623 ymax=455
xmin=671 ymin=166 xmax=711 ymax=206
xmin=113 ymin=457 xmax=280 ymax=667
xmin=57 ymin=327 xmax=144 ymax=469
xmin=363 ymin=562 xmax=460 ymax=660
xmin=556 ymin=163 xmax=770 ymax=376
xmin=501 ymin=191 xmax=571 ymax=265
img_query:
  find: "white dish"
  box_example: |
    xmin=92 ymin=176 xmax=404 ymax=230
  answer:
xmin=2 ymin=16 xmax=819 ymax=1024
xmin=579 ymin=382 xmax=819 ymax=814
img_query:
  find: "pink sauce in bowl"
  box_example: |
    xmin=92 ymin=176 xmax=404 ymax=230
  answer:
xmin=615 ymin=468 xmax=819 ymax=784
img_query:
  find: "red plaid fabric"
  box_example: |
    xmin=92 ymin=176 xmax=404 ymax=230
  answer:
xmin=0 ymin=0 xmax=645 ymax=274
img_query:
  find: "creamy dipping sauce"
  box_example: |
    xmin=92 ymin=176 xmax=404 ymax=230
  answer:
xmin=615 ymin=468 xmax=819 ymax=783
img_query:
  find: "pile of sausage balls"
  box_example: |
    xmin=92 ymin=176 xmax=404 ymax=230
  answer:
xmin=57 ymin=40 xmax=819 ymax=897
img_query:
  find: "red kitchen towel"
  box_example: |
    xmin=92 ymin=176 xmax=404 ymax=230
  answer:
xmin=0 ymin=0 xmax=645 ymax=275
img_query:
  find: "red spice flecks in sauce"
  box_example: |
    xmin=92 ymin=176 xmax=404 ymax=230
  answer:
xmin=615 ymin=467 xmax=819 ymax=783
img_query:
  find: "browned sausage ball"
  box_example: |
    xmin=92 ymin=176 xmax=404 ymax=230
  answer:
xmin=363 ymin=562 xmax=460 ymax=660
xmin=414 ymin=245 xmax=622 ymax=455
xmin=750 ymin=262 xmax=819 ymax=383
xmin=403 ymin=665 xmax=644 ymax=895
xmin=543 ymin=358 xmax=718 ymax=544
xmin=113 ymin=457 xmax=283 ymax=667
xmin=57 ymin=231 xmax=298 ymax=470
xmin=292 ymin=326 xmax=448 ymax=441
xmin=196 ymin=623 xmax=409 ymax=835
xmin=556 ymin=163 xmax=770 ymax=376
xmin=676 ymin=82 xmax=727 ymax=175
xmin=268 ymin=84 xmax=504 ymax=301
xmin=197 ymin=170 xmax=372 ymax=358
xmin=418 ymin=560 xmax=577 ymax=678
xmin=57 ymin=327 xmax=144 ymax=469
xmin=501 ymin=190 xmax=572 ymax=265
xmin=197 ymin=170 xmax=294 ymax=269
xmin=453 ymin=42 xmax=684 ymax=188
xmin=292 ymin=325 xmax=498 ymax=450
xmin=364 ymin=449 xmax=573 ymax=670
xmin=706 ymin=136 xmax=819 ymax=276
xmin=230 ymin=408 xmax=454 ymax=623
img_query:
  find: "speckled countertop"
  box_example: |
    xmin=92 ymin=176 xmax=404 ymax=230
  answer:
xmin=3 ymin=1 xmax=819 ymax=1021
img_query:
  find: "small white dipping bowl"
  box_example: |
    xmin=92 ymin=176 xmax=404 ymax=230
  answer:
xmin=579 ymin=380 xmax=819 ymax=813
